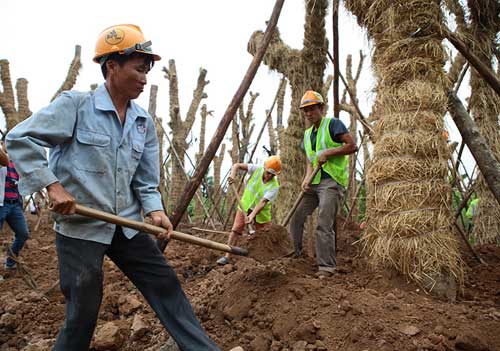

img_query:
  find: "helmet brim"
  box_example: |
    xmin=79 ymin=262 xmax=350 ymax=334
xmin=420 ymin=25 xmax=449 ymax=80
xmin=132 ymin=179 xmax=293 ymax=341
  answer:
xmin=299 ymin=101 xmax=322 ymax=109
xmin=93 ymin=51 xmax=161 ymax=64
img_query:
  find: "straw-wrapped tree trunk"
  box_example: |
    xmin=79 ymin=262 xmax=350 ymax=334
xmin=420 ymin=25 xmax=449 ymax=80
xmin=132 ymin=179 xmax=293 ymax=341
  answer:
xmin=247 ymin=0 xmax=329 ymax=222
xmin=345 ymin=0 xmax=463 ymax=292
xmin=163 ymin=60 xmax=209 ymax=210
xmin=466 ymin=0 xmax=500 ymax=244
xmin=195 ymin=104 xmax=212 ymax=221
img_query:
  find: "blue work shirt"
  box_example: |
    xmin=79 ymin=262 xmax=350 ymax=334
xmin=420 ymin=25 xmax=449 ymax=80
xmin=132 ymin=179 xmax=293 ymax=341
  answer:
xmin=6 ymin=84 xmax=163 ymax=244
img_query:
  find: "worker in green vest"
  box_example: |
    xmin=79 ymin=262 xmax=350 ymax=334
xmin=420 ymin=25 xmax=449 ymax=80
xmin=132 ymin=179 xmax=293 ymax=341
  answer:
xmin=466 ymin=197 xmax=479 ymax=233
xmin=290 ymin=90 xmax=358 ymax=278
xmin=216 ymin=156 xmax=281 ymax=265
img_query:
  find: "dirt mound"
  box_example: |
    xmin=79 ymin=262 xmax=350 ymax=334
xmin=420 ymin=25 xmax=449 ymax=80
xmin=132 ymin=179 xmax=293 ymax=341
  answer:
xmin=240 ymin=224 xmax=292 ymax=263
xmin=1 ymin=214 xmax=500 ymax=351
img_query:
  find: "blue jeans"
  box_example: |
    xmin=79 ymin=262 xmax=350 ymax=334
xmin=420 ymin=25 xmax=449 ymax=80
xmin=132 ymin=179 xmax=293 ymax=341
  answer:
xmin=0 ymin=199 xmax=30 ymax=267
xmin=53 ymin=227 xmax=220 ymax=351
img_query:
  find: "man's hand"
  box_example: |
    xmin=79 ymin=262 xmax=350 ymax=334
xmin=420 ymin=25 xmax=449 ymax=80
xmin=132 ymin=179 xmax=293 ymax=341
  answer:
xmin=148 ymin=210 xmax=173 ymax=240
xmin=227 ymin=176 xmax=235 ymax=185
xmin=245 ymin=212 xmax=256 ymax=224
xmin=301 ymin=178 xmax=311 ymax=192
xmin=47 ymin=182 xmax=76 ymax=215
xmin=317 ymin=152 xmax=328 ymax=165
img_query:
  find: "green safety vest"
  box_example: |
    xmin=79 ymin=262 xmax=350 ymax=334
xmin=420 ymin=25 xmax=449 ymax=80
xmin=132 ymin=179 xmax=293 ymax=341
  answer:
xmin=466 ymin=198 xmax=479 ymax=219
xmin=304 ymin=117 xmax=348 ymax=186
xmin=240 ymin=167 xmax=279 ymax=223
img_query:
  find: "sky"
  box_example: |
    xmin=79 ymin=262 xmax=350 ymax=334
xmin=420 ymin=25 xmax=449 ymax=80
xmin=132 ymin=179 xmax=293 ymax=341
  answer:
xmin=0 ymin=0 xmax=475 ymax=178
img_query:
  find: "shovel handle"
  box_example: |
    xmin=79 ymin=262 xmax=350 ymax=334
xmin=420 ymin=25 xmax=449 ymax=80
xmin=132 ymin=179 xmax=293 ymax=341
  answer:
xmin=281 ymin=165 xmax=322 ymax=227
xmin=229 ymin=183 xmax=256 ymax=233
xmin=64 ymin=204 xmax=248 ymax=256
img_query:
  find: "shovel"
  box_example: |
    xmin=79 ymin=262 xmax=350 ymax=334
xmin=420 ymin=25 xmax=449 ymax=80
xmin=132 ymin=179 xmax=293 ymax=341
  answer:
xmin=229 ymin=182 xmax=256 ymax=235
xmin=281 ymin=165 xmax=321 ymax=227
xmin=54 ymin=204 xmax=248 ymax=256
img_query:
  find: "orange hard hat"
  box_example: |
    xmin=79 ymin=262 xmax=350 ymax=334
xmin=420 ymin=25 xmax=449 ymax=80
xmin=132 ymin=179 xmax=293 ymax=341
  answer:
xmin=264 ymin=155 xmax=281 ymax=175
xmin=93 ymin=24 xmax=161 ymax=64
xmin=441 ymin=130 xmax=449 ymax=140
xmin=299 ymin=90 xmax=324 ymax=109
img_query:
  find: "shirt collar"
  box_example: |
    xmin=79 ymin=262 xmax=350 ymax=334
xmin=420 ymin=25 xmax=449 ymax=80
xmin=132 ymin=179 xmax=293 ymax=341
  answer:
xmin=94 ymin=84 xmax=148 ymax=120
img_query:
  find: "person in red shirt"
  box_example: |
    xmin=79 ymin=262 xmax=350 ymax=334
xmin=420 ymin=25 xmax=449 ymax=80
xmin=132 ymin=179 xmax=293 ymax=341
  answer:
xmin=0 ymin=141 xmax=30 ymax=270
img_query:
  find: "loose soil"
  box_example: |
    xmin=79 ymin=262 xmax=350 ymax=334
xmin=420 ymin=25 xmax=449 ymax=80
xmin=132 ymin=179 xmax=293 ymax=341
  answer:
xmin=0 ymin=213 xmax=499 ymax=351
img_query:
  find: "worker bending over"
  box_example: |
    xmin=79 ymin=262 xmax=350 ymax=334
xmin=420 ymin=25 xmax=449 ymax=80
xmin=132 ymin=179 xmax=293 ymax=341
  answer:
xmin=217 ymin=156 xmax=281 ymax=265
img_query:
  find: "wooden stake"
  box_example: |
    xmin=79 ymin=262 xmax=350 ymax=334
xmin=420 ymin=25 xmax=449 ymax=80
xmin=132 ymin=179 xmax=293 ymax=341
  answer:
xmin=332 ymin=0 xmax=340 ymax=119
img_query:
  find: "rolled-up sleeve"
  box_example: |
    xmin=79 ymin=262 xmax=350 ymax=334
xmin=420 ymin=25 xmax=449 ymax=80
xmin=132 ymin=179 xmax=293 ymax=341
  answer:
xmin=131 ymin=117 xmax=163 ymax=214
xmin=5 ymin=92 xmax=77 ymax=195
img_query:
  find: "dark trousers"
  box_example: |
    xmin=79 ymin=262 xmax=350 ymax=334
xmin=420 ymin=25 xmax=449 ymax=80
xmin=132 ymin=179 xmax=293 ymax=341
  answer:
xmin=0 ymin=200 xmax=30 ymax=266
xmin=53 ymin=227 xmax=220 ymax=351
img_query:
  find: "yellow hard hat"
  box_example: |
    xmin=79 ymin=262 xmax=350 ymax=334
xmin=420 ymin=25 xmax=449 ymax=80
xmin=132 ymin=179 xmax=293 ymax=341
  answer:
xmin=264 ymin=155 xmax=281 ymax=175
xmin=93 ymin=24 xmax=161 ymax=64
xmin=299 ymin=90 xmax=324 ymax=109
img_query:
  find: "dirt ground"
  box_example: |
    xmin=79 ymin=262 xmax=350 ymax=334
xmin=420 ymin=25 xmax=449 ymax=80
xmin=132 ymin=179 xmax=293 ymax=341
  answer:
xmin=0 ymin=213 xmax=499 ymax=351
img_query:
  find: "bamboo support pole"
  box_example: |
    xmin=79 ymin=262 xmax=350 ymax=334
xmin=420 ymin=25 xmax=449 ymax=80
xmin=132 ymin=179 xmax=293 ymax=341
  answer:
xmin=281 ymin=165 xmax=322 ymax=227
xmin=332 ymin=0 xmax=340 ymax=119
xmin=203 ymin=167 xmax=231 ymax=226
xmin=453 ymin=63 xmax=469 ymax=94
xmin=73 ymin=204 xmax=247 ymax=256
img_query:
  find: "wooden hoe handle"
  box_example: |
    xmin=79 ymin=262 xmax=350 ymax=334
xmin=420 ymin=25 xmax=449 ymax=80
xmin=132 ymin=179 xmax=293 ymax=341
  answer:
xmin=58 ymin=204 xmax=248 ymax=256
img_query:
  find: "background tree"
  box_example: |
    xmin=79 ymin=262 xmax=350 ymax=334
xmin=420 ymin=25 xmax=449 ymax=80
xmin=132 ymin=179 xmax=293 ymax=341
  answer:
xmin=1 ymin=45 xmax=82 ymax=132
xmin=163 ymin=60 xmax=209 ymax=210
xmin=195 ymin=104 xmax=213 ymax=221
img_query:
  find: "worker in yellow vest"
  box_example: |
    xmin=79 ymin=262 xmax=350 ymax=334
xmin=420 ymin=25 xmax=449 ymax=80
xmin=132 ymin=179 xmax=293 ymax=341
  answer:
xmin=290 ymin=90 xmax=358 ymax=278
xmin=216 ymin=156 xmax=281 ymax=265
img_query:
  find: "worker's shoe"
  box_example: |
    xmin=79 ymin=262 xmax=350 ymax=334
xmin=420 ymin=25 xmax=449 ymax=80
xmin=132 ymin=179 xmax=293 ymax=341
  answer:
xmin=315 ymin=270 xmax=334 ymax=279
xmin=4 ymin=260 xmax=16 ymax=270
xmin=216 ymin=256 xmax=230 ymax=266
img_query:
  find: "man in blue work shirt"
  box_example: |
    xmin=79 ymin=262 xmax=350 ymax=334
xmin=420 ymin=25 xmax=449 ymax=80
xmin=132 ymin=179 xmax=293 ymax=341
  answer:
xmin=7 ymin=24 xmax=220 ymax=351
